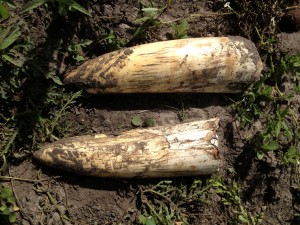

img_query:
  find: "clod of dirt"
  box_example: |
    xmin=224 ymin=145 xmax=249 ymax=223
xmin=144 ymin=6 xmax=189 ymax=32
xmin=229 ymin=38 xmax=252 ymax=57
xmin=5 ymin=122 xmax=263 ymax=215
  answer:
xmin=278 ymin=9 xmax=300 ymax=32
xmin=277 ymin=32 xmax=300 ymax=54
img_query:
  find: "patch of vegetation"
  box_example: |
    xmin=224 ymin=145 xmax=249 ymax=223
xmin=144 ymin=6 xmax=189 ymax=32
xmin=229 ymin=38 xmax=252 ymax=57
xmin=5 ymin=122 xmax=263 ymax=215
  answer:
xmin=131 ymin=0 xmax=171 ymax=42
xmin=234 ymin=52 xmax=300 ymax=163
xmin=0 ymin=185 xmax=19 ymax=224
xmin=213 ymin=177 xmax=262 ymax=225
xmin=98 ymin=29 xmax=126 ymax=51
xmin=171 ymin=18 xmax=189 ymax=39
xmin=0 ymin=0 xmax=15 ymax=19
xmin=138 ymin=176 xmax=263 ymax=225
xmin=138 ymin=179 xmax=214 ymax=225
xmin=22 ymin=0 xmax=91 ymax=17
xmin=131 ymin=115 xmax=156 ymax=127
xmin=0 ymin=0 xmax=83 ymax=169
xmin=228 ymin=0 xmax=299 ymax=166
xmin=66 ymin=39 xmax=93 ymax=63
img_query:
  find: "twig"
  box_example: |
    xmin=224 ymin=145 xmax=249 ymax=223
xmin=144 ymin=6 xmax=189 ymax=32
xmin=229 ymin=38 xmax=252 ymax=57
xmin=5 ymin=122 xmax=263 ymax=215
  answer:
xmin=63 ymin=183 xmax=69 ymax=209
xmin=8 ymin=168 xmax=34 ymax=225
xmin=189 ymin=12 xmax=232 ymax=17
xmin=161 ymin=12 xmax=233 ymax=24
xmin=142 ymin=189 xmax=173 ymax=203
xmin=141 ymin=198 xmax=164 ymax=224
xmin=0 ymin=175 xmax=48 ymax=183
xmin=286 ymin=6 xmax=300 ymax=10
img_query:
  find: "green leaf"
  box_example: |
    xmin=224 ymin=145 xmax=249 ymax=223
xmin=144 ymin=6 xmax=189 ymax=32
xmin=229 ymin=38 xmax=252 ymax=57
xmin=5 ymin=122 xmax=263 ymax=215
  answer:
xmin=143 ymin=118 xmax=156 ymax=127
xmin=0 ymin=3 xmax=10 ymax=19
xmin=0 ymin=27 xmax=21 ymax=50
xmin=74 ymin=55 xmax=85 ymax=62
xmin=173 ymin=19 xmax=189 ymax=39
xmin=82 ymin=39 xmax=93 ymax=45
xmin=238 ymin=215 xmax=249 ymax=223
xmin=3 ymin=0 xmax=16 ymax=8
xmin=22 ymin=0 xmax=91 ymax=16
xmin=145 ymin=217 xmax=156 ymax=225
xmin=283 ymin=146 xmax=299 ymax=164
xmin=293 ymin=61 xmax=300 ymax=67
xmin=59 ymin=0 xmax=91 ymax=16
xmin=22 ymin=0 xmax=49 ymax=13
xmin=9 ymin=213 xmax=17 ymax=223
xmin=261 ymin=85 xmax=273 ymax=101
xmin=134 ymin=16 xmax=151 ymax=23
xmin=275 ymin=121 xmax=281 ymax=137
xmin=131 ymin=115 xmax=143 ymax=127
xmin=0 ymin=25 xmax=11 ymax=43
xmin=0 ymin=205 xmax=6 ymax=212
xmin=262 ymin=141 xmax=279 ymax=151
xmin=58 ymin=2 xmax=67 ymax=16
xmin=138 ymin=214 xmax=147 ymax=223
xmin=0 ymin=187 xmax=12 ymax=199
xmin=142 ymin=7 xmax=158 ymax=14
xmin=257 ymin=151 xmax=264 ymax=160
xmin=7 ymin=196 xmax=15 ymax=204
xmin=2 ymin=54 xmax=23 ymax=67
xmin=45 ymin=72 xmax=63 ymax=85
xmin=2 ymin=207 xmax=10 ymax=215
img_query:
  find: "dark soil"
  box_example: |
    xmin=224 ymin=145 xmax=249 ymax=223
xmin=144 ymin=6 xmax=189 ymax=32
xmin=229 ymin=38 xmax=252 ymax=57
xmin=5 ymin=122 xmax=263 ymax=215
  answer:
xmin=2 ymin=0 xmax=300 ymax=224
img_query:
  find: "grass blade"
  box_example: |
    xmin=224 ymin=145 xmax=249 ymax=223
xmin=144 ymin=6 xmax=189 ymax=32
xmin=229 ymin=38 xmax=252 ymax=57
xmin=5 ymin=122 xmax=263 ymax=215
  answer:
xmin=0 ymin=3 xmax=10 ymax=19
xmin=21 ymin=0 xmax=49 ymax=13
xmin=59 ymin=0 xmax=91 ymax=16
xmin=0 ymin=26 xmax=21 ymax=50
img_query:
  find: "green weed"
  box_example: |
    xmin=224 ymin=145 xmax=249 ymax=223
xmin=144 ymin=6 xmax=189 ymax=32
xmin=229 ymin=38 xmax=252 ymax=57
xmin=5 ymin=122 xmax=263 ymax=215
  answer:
xmin=67 ymin=39 xmax=93 ymax=62
xmin=138 ymin=179 xmax=213 ymax=225
xmin=0 ymin=25 xmax=22 ymax=67
xmin=213 ymin=177 xmax=262 ymax=225
xmin=138 ymin=176 xmax=262 ymax=224
xmin=234 ymin=52 xmax=300 ymax=162
xmin=131 ymin=0 xmax=171 ymax=41
xmin=131 ymin=115 xmax=156 ymax=128
xmin=0 ymin=0 xmax=15 ymax=19
xmin=99 ymin=30 xmax=126 ymax=51
xmin=0 ymin=185 xmax=18 ymax=224
xmin=40 ymin=89 xmax=82 ymax=141
xmin=171 ymin=18 xmax=189 ymax=39
xmin=0 ymin=21 xmax=32 ymax=100
xmin=0 ymin=88 xmax=82 ymax=170
xmin=22 ymin=0 xmax=91 ymax=16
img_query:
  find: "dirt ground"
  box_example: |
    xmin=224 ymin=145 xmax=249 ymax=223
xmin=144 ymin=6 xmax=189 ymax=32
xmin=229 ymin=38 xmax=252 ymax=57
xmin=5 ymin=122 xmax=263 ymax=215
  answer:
xmin=2 ymin=0 xmax=300 ymax=224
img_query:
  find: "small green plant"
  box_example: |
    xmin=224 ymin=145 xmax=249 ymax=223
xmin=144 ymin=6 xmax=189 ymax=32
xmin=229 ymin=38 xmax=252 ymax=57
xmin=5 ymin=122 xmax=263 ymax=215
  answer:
xmin=234 ymin=52 xmax=300 ymax=162
xmin=99 ymin=30 xmax=126 ymax=51
xmin=67 ymin=39 xmax=93 ymax=62
xmin=131 ymin=115 xmax=156 ymax=128
xmin=0 ymin=25 xmax=22 ymax=66
xmin=131 ymin=0 xmax=171 ymax=41
xmin=213 ymin=177 xmax=262 ymax=225
xmin=138 ymin=215 xmax=156 ymax=225
xmin=0 ymin=23 xmax=31 ymax=101
xmin=0 ymin=185 xmax=18 ymax=223
xmin=40 ymin=89 xmax=82 ymax=141
xmin=171 ymin=18 xmax=189 ymax=39
xmin=138 ymin=179 xmax=213 ymax=225
xmin=280 ymin=53 xmax=300 ymax=93
xmin=22 ymin=0 xmax=91 ymax=16
xmin=0 ymin=0 xmax=15 ymax=19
